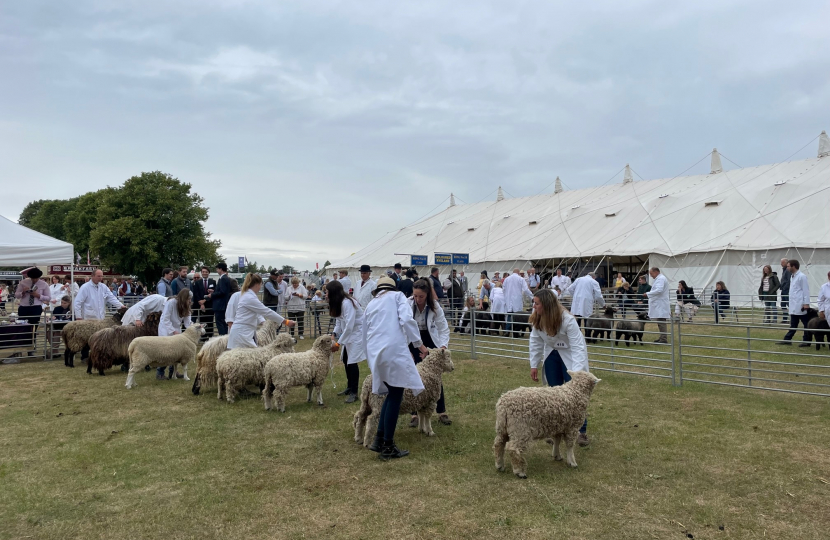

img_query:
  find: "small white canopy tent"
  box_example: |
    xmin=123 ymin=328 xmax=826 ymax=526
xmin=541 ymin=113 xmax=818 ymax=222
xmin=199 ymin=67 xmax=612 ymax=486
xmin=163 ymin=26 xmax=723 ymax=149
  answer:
xmin=0 ymin=214 xmax=74 ymax=266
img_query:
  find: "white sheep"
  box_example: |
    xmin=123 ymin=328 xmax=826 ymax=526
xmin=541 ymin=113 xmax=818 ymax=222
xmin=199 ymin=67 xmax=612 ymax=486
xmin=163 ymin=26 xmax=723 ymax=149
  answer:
xmin=262 ymin=335 xmax=332 ymax=413
xmin=192 ymin=320 xmax=283 ymax=395
xmin=125 ymin=324 xmax=206 ymax=389
xmin=215 ymin=334 xmax=296 ymax=403
xmin=353 ymin=348 xmax=454 ymax=447
xmin=493 ymin=370 xmax=600 ymax=478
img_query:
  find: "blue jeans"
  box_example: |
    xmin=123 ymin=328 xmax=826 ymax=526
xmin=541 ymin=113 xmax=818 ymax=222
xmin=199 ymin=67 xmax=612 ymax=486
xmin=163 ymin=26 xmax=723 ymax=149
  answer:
xmin=543 ymin=350 xmax=587 ymax=434
xmin=378 ymin=384 xmax=405 ymax=443
xmin=763 ymin=300 xmax=777 ymax=323
xmin=156 ymin=366 xmax=174 ymax=378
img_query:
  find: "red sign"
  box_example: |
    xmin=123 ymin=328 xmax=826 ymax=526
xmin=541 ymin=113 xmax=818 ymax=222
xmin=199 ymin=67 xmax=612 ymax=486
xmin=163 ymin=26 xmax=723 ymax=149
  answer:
xmin=48 ymin=265 xmax=120 ymax=276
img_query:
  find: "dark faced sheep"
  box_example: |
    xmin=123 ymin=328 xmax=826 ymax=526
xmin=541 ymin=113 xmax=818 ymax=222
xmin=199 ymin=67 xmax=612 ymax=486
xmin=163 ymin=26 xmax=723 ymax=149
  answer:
xmin=61 ymin=307 xmax=128 ymax=368
xmin=586 ymin=306 xmax=616 ymax=343
xmin=87 ymin=312 xmax=162 ymax=375
xmin=615 ymin=312 xmax=649 ymax=346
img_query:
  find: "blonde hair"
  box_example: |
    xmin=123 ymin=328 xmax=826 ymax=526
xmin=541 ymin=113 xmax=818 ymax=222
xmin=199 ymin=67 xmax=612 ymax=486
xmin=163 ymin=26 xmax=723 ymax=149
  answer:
xmin=291 ymin=276 xmax=300 ymax=286
xmin=529 ymin=289 xmax=564 ymax=336
xmin=241 ymin=273 xmax=262 ymax=293
xmin=465 ymin=296 xmax=475 ymax=308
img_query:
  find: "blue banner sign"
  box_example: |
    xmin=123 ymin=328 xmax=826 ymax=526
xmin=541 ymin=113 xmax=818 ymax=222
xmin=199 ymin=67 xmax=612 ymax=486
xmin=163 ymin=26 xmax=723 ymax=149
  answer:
xmin=410 ymin=255 xmax=428 ymax=266
xmin=238 ymin=256 xmax=246 ymax=269
xmin=452 ymin=253 xmax=469 ymax=265
xmin=434 ymin=253 xmax=452 ymax=265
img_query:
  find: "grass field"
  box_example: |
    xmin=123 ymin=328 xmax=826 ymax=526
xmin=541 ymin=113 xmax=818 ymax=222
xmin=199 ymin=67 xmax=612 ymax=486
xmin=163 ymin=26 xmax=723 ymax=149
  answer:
xmin=1 ymin=332 xmax=829 ymax=540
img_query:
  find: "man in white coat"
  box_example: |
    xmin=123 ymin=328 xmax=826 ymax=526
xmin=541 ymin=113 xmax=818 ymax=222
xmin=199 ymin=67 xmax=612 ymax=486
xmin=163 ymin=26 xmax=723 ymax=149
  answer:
xmin=338 ymin=270 xmax=352 ymax=295
xmin=817 ymin=271 xmax=830 ymax=323
xmin=645 ymin=267 xmax=670 ymax=344
xmin=777 ymin=260 xmax=812 ymax=346
xmin=502 ymin=269 xmax=534 ymax=333
xmin=74 ymin=269 xmax=125 ymax=320
xmin=564 ymin=272 xmax=605 ymax=329
xmin=354 ymin=265 xmax=377 ymax=309
xmin=550 ymin=268 xmax=571 ymax=291
xmin=121 ymin=294 xmax=166 ymax=326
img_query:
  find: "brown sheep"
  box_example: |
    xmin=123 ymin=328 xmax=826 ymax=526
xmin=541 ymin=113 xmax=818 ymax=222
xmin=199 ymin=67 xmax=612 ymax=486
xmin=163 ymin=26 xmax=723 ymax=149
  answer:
xmin=61 ymin=307 xmax=128 ymax=368
xmin=87 ymin=311 xmax=162 ymax=375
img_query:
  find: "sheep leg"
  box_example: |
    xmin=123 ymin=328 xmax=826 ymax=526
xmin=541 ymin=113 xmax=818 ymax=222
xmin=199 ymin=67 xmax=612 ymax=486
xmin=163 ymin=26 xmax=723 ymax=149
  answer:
xmin=217 ymin=374 xmax=225 ymax=401
xmin=493 ymin=433 xmax=507 ymax=471
xmin=225 ymin=380 xmax=237 ymax=404
xmin=316 ymin=385 xmax=324 ymax=406
xmin=276 ymin=390 xmax=286 ymax=413
xmin=192 ymin=373 xmax=202 ymax=396
xmin=364 ymin=410 xmax=381 ymax=447
xmin=419 ymin=410 xmax=435 ymax=437
xmin=353 ymin=398 xmax=370 ymax=443
xmin=182 ymin=363 xmax=189 ymax=382
xmin=263 ymin=381 xmax=273 ymax=411
xmin=564 ymin=431 xmax=578 ymax=468
xmin=506 ymin=439 xmax=528 ymax=479
xmin=306 ymin=383 xmax=313 ymax=403
xmin=125 ymin=370 xmax=137 ymax=389
xmin=552 ymin=434 xmax=563 ymax=461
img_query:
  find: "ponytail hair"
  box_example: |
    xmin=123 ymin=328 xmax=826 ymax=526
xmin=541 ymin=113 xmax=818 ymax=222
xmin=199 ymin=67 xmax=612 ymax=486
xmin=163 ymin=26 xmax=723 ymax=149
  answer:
xmin=241 ymin=273 xmax=262 ymax=293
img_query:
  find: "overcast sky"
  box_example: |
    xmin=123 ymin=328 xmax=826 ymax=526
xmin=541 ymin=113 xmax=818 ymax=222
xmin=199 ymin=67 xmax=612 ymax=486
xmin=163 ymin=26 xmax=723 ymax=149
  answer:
xmin=3 ymin=1 xmax=829 ymax=270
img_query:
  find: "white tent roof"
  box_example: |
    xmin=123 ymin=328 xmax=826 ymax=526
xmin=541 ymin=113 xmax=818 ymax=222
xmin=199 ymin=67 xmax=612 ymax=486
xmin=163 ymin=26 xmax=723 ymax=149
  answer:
xmin=0 ymin=214 xmax=74 ymax=266
xmin=332 ymin=155 xmax=830 ymax=268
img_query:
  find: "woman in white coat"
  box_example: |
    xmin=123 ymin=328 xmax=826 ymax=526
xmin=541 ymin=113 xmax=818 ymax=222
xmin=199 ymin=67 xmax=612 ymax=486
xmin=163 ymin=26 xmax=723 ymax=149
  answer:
xmin=156 ymin=289 xmax=193 ymax=380
xmin=489 ymin=279 xmax=507 ymax=334
xmin=407 ymin=279 xmax=452 ymax=427
xmin=327 ymin=280 xmax=366 ymax=403
xmin=228 ymin=273 xmax=294 ymax=349
xmin=363 ymin=276 xmax=428 ymax=460
xmin=528 ymin=289 xmax=591 ymax=446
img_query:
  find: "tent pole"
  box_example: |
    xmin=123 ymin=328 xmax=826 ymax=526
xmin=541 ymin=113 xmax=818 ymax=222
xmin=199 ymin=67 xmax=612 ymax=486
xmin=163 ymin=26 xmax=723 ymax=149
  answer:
xmin=70 ymin=264 xmax=75 ymax=321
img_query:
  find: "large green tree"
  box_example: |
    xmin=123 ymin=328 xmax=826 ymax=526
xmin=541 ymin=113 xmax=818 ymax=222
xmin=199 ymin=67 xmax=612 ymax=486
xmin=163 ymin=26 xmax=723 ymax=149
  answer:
xmin=18 ymin=198 xmax=78 ymax=241
xmin=63 ymin=189 xmax=112 ymax=256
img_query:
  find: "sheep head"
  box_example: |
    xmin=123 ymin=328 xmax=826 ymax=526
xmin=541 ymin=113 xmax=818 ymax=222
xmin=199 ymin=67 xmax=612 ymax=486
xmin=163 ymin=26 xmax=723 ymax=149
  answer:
xmin=424 ymin=348 xmax=454 ymax=373
xmin=566 ymin=370 xmax=601 ymax=395
xmin=636 ymin=312 xmax=650 ymax=321
xmin=312 ymin=334 xmax=333 ymax=353
xmin=112 ymin=306 xmax=128 ymax=323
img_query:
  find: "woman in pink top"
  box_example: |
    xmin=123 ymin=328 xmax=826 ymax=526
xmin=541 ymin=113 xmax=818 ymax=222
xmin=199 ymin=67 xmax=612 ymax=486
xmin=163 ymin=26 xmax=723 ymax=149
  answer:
xmin=14 ymin=267 xmax=51 ymax=356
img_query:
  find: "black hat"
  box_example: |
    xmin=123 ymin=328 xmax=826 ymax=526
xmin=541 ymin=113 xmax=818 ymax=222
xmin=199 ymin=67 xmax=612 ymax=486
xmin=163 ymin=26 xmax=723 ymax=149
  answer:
xmin=27 ymin=267 xmax=43 ymax=279
xmin=359 ymin=264 xmax=371 ymax=273
xmin=394 ymin=263 xmax=402 ymax=269
xmin=270 ymin=269 xmax=279 ymax=276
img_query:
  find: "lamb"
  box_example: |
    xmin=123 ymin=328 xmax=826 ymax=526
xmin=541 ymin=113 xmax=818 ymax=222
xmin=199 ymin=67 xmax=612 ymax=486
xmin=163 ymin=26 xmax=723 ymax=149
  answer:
xmin=262 ymin=335 xmax=333 ymax=413
xmin=87 ymin=312 xmax=162 ymax=375
xmin=807 ymin=316 xmax=829 ymax=350
xmin=61 ymin=307 xmax=128 ymax=368
xmin=615 ymin=312 xmax=649 ymax=346
xmin=125 ymin=324 xmax=205 ymax=389
xmin=191 ymin=320 xmax=283 ymax=395
xmin=586 ymin=306 xmax=616 ymax=343
xmin=352 ymin=348 xmax=454 ymax=447
xmin=493 ymin=370 xmax=600 ymax=478
xmin=215 ymin=334 xmax=296 ymax=403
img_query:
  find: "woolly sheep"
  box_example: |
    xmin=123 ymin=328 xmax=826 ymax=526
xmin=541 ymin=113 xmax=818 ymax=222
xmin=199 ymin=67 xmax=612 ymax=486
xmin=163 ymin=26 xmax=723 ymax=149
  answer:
xmin=61 ymin=308 xmax=128 ymax=368
xmin=586 ymin=306 xmax=616 ymax=343
xmin=125 ymin=324 xmax=205 ymax=389
xmin=493 ymin=370 xmax=600 ymax=478
xmin=615 ymin=312 xmax=650 ymax=346
xmin=216 ymin=334 xmax=296 ymax=403
xmin=353 ymin=348 xmax=454 ymax=447
xmin=262 ymin=335 xmax=333 ymax=413
xmin=191 ymin=320 xmax=283 ymax=395
xmin=87 ymin=312 xmax=162 ymax=375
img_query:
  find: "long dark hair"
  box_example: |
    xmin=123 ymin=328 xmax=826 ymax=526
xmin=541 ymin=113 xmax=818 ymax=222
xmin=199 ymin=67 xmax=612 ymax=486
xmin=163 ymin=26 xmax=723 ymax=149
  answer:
xmin=678 ymin=280 xmax=689 ymax=292
xmin=173 ymin=288 xmax=191 ymax=318
xmin=412 ymin=278 xmax=437 ymax=308
xmin=327 ymin=279 xmax=358 ymax=317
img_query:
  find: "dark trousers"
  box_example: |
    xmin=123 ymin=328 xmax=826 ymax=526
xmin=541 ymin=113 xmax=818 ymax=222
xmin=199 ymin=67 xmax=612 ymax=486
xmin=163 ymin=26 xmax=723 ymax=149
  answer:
xmin=544 ymin=350 xmax=587 ymax=434
xmin=17 ymin=305 xmax=42 ymax=349
xmin=783 ymin=313 xmax=811 ymax=342
xmin=409 ymin=329 xmax=446 ymax=415
xmin=288 ymin=310 xmax=305 ymax=336
xmin=198 ymin=308 xmax=214 ymax=339
xmin=713 ymin=304 xmax=724 ymax=324
xmin=215 ymin=310 xmax=228 ymax=336
xmin=342 ymin=348 xmax=359 ymax=394
xmin=378 ymin=384 xmax=404 ymax=443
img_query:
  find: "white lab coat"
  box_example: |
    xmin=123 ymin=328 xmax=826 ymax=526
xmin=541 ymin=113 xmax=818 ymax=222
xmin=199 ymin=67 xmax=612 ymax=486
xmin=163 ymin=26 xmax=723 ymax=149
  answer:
xmin=122 ymin=294 xmax=167 ymax=326
xmin=502 ymin=272 xmax=534 ymax=313
xmin=788 ymin=271 xmax=810 ymax=316
xmin=529 ymin=311 xmax=589 ymax=373
xmin=333 ymin=298 xmax=367 ymax=364
xmin=226 ymin=291 xmax=265 ymax=327
xmin=490 ymin=287 xmax=506 ymax=314
xmin=407 ymin=297 xmax=450 ymax=348
xmin=49 ymin=283 xmax=64 ymax=307
xmin=363 ymin=290 xmax=424 ymax=396
xmin=338 ymin=276 xmax=352 ymax=293
xmin=73 ymin=281 xmax=123 ymax=320
xmin=551 ymin=275 xmax=571 ymax=291
xmin=158 ymin=299 xmax=192 ymax=337
xmin=565 ymin=276 xmax=605 ymax=318
xmin=354 ymin=278 xmax=377 ymax=309
xmin=227 ymin=290 xmax=284 ymax=349
xmin=817 ymin=282 xmax=830 ymax=316
xmin=646 ymin=274 xmax=671 ymax=319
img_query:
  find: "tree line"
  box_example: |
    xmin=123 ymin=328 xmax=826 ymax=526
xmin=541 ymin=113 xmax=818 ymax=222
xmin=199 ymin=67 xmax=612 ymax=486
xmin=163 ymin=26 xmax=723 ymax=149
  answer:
xmin=19 ymin=171 xmax=222 ymax=286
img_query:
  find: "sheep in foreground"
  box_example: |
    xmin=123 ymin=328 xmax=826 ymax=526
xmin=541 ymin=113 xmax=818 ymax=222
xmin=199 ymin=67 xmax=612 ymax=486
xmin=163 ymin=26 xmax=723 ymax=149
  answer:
xmin=216 ymin=334 xmax=296 ymax=403
xmin=807 ymin=316 xmax=829 ymax=350
xmin=125 ymin=324 xmax=205 ymax=389
xmin=615 ymin=312 xmax=649 ymax=346
xmin=191 ymin=320 xmax=283 ymax=395
xmin=87 ymin=312 xmax=162 ymax=375
xmin=262 ymin=335 xmax=333 ymax=412
xmin=353 ymin=348 xmax=454 ymax=447
xmin=586 ymin=306 xmax=616 ymax=343
xmin=494 ymin=370 xmax=600 ymax=479
xmin=61 ymin=308 xmax=128 ymax=368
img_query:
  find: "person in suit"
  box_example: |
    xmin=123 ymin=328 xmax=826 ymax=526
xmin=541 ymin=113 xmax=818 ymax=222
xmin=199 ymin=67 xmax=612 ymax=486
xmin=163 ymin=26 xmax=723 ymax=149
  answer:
xmin=192 ymin=265 xmax=215 ymax=339
xmin=207 ymin=262 xmax=232 ymax=335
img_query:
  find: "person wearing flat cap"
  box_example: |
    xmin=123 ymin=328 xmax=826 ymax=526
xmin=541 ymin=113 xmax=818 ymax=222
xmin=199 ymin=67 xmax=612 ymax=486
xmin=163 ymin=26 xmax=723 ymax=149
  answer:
xmin=363 ymin=276 xmax=428 ymax=460
xmin=354 ymin=264 xmax=377 ymax=309
xmin=14 ymin=267 xmax=50 ymax=356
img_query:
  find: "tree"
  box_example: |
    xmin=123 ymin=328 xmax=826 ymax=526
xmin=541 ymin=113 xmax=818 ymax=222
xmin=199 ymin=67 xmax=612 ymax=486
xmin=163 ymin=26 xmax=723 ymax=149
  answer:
xmin=63 ymin=190 xmax=112 ymax=256
xmin=18 ymin=198 xmax=77 ymax=241
xmin=280 ymin=265 xmax=295 ymax=275
xmin=90 ymin=171 xmax=221 ymax=285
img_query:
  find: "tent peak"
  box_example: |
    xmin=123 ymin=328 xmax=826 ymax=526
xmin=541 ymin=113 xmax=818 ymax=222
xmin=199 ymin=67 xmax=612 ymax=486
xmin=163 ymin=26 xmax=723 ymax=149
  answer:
xmin=554 ymin=176 xmax=563 ymax=194
xmin=622 ymin=164 xmax=633 ymax=184
xmin=449 ymin=193 xmax=456 ymax=207
xmin=819 ymin=130 xmax=830 ymax=158
xmin=496 ymin=186 xmax=504 ymax=202
xmin=710 ymin=148 xmax=723 ymax=174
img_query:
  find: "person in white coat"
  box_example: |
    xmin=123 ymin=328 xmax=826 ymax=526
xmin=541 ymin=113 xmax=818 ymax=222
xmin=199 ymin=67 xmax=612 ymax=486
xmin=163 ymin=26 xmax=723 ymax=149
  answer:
xmin=407 ymin=279 xmax=452 ymax=427
xmin=155 ymin=289 xmax=193 ymax=380
xmin=48 ymin=276 xmax=64 ymax=308
xmin=817 ymin=271 xmax=830 ymax=322
xmin=353 ymin=265 xmax=376 ymax=309
xmin=337 ymin=270 xmax=352 ymax=294
xmin=74 ymin=269 xmax=125 ymax=320
xmin=777 ymin=260 xmax=812 ymax=346
xmin=227 ymin=274 xmax=295 ymax=350
xmin=285 ymin=277 xmax=308 ymax=340
xmin=528 ymin=289 xmax=592 ymax=447
xmin=327 ymin=280 xmax=366 ymax=403
xmin=363 ymin=276 xmax=428 ymax=460
xmin=550 ymin=268 xmax=571 ymax=291
xmin=121 ymin=294 xmax=167 ymax=326
xmin=645 ymin=267 xmax=670 ymax=344
xmin=502 ymin=268 xmax=534 ymax=313
xmin=225 ymin=290 xmax=266 ymax=330
xmin=564 ymin=273 xmax=605 ymax=330
xmin=489 ymin=280 xmax=507 ymax=334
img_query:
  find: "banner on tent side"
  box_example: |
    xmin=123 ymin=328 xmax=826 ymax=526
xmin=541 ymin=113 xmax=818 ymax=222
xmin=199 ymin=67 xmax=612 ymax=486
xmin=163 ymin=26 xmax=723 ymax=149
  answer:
xmin=434 ymin=253 xmax=469 ymax=265
xmin=411 ymin=255 xmax=428 ymax=266
xmin=48 ymin=265 xmax=119 ymax=276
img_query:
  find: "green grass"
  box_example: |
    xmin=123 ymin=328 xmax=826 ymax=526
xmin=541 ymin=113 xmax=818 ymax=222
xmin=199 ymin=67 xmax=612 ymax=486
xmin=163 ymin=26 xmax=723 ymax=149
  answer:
xmin=1 ymin=333 xmax=829 ymax=540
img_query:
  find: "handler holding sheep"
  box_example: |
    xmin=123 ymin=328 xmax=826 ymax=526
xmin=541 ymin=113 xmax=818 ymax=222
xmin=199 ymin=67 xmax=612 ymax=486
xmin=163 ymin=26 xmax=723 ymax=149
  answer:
xmin=228 ymin=273 xmax=294 ymax=350
xmin=156 ymin=289 xmax=194 ymax=380
xmin=363 ymin=276 xmax=428 ymax=460
xmin=327 ymin=279 xmax=366 ymax=403
xmin=528 ymin=289 xmax=591 ymax=447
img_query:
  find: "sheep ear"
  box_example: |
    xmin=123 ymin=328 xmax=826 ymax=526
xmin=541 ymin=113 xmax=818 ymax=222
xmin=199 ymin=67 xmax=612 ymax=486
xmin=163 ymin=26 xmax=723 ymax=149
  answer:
xmin=595 ymin=378 xmax=602 ymax=383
